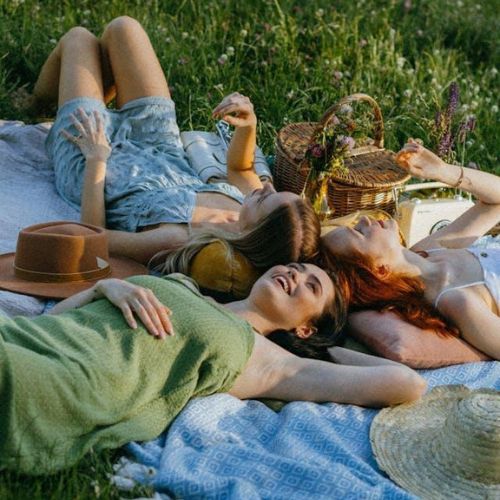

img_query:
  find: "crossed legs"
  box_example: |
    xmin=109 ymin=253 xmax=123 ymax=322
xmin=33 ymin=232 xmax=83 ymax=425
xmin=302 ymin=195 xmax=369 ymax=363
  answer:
xmin=33 ymin=16 xmax=170 ymax=111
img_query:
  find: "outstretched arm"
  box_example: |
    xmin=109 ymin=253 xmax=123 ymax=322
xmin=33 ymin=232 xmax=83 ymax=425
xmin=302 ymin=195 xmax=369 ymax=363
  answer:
xmin=212 ymin=92 xmax=262 ymax=195
xmin=61 ymin=108 xmax=111 ymax=228
xmin=230 ymin=334 xmax=426 ymax=407
xmin=396 ymin=140 xmax=500 ymax=250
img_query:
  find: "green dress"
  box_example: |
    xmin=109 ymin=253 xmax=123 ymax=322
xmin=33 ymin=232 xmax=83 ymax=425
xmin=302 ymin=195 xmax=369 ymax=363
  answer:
xmin=0 ymin=274 xmax=255 ymax=474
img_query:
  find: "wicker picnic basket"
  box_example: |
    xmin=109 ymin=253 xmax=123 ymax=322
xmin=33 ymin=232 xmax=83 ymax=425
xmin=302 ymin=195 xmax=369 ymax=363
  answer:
xmin=274 ymin=93 xmax=411 ymax=217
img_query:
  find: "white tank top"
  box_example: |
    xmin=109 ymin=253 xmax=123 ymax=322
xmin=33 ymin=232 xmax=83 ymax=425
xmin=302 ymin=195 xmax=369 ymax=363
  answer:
xmin=429 ymin=247 xmax=500 ymax=309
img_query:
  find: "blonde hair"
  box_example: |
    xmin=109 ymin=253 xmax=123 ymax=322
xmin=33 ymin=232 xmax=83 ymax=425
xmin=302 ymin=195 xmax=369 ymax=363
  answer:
xmin=149 ymin=198 xmax=321 ymax=275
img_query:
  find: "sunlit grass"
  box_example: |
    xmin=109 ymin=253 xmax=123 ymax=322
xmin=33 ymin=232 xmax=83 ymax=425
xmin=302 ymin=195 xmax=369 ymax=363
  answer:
xmin=0 ymin=0 xmax=498 ymax=496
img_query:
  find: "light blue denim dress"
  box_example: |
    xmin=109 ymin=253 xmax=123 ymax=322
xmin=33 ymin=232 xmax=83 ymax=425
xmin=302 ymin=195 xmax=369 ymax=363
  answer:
xmin=46 ymin=97 xmax=244 ymax=232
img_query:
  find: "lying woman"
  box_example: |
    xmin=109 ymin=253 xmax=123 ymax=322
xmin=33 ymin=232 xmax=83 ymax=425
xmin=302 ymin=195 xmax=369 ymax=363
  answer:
xmin=323 ymin=140 xmax=500 ymax=360
xmin=33 ymin=16 xmax=320 ymax=270
xmin=0 ymin=262 xmax=426 ymax=475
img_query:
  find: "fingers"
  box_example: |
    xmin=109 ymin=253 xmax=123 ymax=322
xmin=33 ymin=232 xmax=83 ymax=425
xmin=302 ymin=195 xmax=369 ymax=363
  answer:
xmin=60 ymin=129 xmax=79 ymax=144
xmin=212 ymin=92 xmax=252 ymax=118
xmin=128 ymin=289 xmax=175 ymax=339
xmin=120 ymin=303 xmax=138 ymax=330
xmin=94 ymin=110 xmax=104 ymax=135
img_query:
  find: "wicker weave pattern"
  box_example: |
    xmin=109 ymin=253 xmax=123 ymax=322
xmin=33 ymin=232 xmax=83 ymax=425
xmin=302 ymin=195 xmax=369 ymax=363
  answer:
xmin=274 ymin=94 xmax=411 ymax=216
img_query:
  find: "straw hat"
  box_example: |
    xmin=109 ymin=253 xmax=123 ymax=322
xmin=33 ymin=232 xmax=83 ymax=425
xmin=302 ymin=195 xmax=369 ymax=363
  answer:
xmin=0 ymin=221 xmax=147 ymax=299
xmin=370 ymin=385 xmax=500 ymax=499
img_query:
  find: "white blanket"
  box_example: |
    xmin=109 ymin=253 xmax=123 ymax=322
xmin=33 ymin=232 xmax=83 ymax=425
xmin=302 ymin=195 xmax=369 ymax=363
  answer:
xmin=0 ymin=120 xmax=78 ymax=317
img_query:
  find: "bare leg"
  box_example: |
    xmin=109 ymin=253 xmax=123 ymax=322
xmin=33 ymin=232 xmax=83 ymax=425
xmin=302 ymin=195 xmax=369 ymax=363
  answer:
xmin=33 ymin=27 xmax=104 ymax=109
xmin=100 ymin=16 xmax=170 ymax=108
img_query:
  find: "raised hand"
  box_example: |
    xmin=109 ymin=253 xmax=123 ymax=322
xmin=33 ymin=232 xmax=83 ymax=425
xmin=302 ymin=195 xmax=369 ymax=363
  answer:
xmin=212 ymin=92 xmax=257 ymax=128
xmin=96 ymin=279 xmax=175 ymax=339
xmin=395 ymin=139 xmax=446 ymax=180
xmin=61 ymin=108 xmax=112 ymax=162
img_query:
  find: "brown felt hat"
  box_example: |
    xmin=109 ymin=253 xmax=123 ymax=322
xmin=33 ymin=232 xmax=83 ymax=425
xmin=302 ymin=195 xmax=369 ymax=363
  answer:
xmin=0 ymin=221 xmax=147 ymax=299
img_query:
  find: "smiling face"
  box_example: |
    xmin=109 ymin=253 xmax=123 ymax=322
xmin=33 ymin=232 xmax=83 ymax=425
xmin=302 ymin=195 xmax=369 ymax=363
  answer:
xmin=239 ymin=182 xmax=300 ymax=230
xmin=322 ymin=216 xmax=402 ymax=264
xmin=249 ymin=262 xmax=335 ymax=332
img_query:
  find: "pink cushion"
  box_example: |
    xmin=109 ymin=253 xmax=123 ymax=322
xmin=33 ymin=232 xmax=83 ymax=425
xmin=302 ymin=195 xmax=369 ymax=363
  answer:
xmin=348 ymin=311 xmax=491 ymax=369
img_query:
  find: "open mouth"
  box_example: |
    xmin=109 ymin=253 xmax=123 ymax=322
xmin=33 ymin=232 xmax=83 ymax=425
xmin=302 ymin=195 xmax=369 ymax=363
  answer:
xmin=273 ymin=274 xmax=291 ymax=295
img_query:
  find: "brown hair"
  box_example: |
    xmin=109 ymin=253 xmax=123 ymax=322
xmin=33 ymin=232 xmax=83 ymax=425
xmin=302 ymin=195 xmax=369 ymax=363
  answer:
xmin=268 ymin=267 xmax=351 ymax=360
xmin=150 ymin=198 xmax=321 ymax=275
xmin=323 ymin=248 xmax=459 ymax=337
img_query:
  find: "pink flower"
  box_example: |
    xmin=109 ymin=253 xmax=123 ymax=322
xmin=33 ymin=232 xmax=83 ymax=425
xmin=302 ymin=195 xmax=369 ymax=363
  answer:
xmin=337 ymin=135 xmax=355 ymax=150
xmin=309 ymin=144 xmax=324 ymax=158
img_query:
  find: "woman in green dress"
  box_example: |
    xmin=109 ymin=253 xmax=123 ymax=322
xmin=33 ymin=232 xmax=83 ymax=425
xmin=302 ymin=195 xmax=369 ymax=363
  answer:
xmin=0 ymin=261 xmax=426 ymax=475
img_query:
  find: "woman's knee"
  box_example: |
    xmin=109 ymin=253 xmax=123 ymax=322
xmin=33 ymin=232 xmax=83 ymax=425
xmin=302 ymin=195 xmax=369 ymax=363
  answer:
xmin=102 ymin=16 xmax=147 ymax=43
xmin=60 ymin=26 xmax=99 ymax=50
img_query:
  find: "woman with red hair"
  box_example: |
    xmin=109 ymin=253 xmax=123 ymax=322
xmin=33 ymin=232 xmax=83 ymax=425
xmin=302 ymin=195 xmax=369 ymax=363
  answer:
xmin=322 ymin=141 xmax=500 ymax=360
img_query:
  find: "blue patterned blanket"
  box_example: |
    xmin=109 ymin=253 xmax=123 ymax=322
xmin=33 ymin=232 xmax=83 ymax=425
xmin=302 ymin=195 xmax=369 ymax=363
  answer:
xmin=113 ymin=361 xmax=499 ymax=499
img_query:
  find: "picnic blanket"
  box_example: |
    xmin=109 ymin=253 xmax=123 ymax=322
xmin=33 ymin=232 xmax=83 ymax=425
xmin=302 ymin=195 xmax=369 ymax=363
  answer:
xmin=0 ymin=120 xmax=498 ymax=498
xmin=0 ymin=120 xmax=78 ymax=317
xmin=111 ymin=361 xmax=499 ymax=499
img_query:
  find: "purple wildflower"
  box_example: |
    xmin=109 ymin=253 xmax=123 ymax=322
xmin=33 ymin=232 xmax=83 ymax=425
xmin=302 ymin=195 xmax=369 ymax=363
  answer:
xmin=330 ymin=115 xmax=341 ymax=126
xmin=446 ymin=82 xmax=459 ymax=117
xmin=310 ymin=144 xmax=324 ymax=158
xmin=337 ymin=135 xmax=355 ymax=150
xmin=437 ymin=131 xmax=453 ymax=158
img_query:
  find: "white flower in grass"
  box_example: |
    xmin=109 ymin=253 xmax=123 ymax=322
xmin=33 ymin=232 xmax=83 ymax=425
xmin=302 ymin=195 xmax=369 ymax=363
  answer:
xmin=396 ymin=56 xmax=406 ymax=69
xmin=240 ymin=29 xmax=248 ymax=38
xmin=227 ymin=46 xmax=235 ymax=56
xmin=286 ymin=90 xmax=295 ymax=99
xmin=315 ymin=8 xmax=324 ymax=17
xmin=403 ymin=89 xmax=412 ymax=98
xmin=50 ymin=38 xmax=57 ymax=44
xmin=218 ymin=54 xmax=228 ymax=65
xmin=181 ymin=32 xmax=189 ymax=39
xmin=492 ymin=104 xmax=499 ymax=113
xmin=490 ymin=67 xmax=498 ymax=76
xmin=165 ymin=36 xmax=172 ymax=43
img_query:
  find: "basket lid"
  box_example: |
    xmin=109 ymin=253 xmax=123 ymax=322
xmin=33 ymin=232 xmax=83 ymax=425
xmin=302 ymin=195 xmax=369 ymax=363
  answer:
xmin=277 ymin=121 xmax=411 ymax=189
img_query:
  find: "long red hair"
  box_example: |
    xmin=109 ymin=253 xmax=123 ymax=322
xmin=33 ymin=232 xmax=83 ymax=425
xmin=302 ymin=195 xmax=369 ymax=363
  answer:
xmin=322 ymin=247 xmax=459 ymax=337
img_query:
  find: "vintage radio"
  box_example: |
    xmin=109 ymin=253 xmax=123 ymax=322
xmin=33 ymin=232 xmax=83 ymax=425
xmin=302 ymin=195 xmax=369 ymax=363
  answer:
xmin=394 ymin=182 xmax=474 ymax=247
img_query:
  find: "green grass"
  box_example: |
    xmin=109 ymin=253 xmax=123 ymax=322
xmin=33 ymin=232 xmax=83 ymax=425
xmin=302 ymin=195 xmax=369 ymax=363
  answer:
xmin=0 ymin=0 xmax=498 ymax=496
xmin=1 ymin=0 xmax=499 ymax=174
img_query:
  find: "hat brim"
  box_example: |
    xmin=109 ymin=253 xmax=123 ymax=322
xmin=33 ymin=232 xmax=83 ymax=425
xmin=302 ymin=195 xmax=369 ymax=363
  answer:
xmin=370 ymin=385 xmax=500 ymax=499
xmin=0 ymin=252 xmax=148 ymax=299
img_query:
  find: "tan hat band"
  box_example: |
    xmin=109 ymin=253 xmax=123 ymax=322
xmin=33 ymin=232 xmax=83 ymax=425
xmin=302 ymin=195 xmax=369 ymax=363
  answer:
xmin=14 ymin=262 xmax=111 ymax=283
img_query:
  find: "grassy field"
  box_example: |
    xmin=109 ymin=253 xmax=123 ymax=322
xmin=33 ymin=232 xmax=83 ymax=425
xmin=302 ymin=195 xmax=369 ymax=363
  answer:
xmin=0 ymin=0 xmax=498 ymax=497
xmin=1 ymin=0 xmax=499 ymax=173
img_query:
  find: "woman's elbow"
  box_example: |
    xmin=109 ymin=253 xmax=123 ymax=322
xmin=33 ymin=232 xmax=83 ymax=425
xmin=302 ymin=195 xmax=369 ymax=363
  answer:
xmin=393 ymin=368 xmax=427 ymax=404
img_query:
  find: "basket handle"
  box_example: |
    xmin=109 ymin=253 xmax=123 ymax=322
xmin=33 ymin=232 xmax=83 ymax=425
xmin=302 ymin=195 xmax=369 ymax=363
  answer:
xmin=312 ymin=93 xmax=384 ymax=149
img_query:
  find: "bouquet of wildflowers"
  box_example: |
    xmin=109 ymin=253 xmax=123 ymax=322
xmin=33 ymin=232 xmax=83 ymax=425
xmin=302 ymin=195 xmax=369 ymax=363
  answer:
xmin=304 ymin=104 xmax=373 ymax=179
xmin=302 ymin=104 xmax=373 ymax=216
